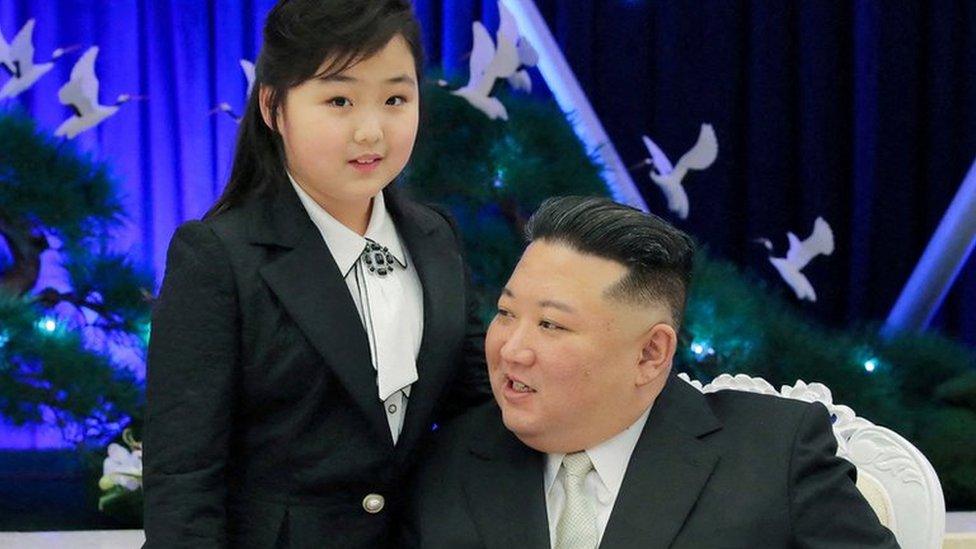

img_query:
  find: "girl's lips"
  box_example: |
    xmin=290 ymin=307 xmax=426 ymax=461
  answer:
xmin=349 ymin=157 xmax=382 ymax=173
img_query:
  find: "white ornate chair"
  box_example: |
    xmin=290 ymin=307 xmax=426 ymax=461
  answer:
xmin=678 ymin=372 xmax=946 ymax=549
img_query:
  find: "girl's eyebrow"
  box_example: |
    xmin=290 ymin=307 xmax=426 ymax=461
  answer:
xmin=317 ymin=74 xmax=416 ymax=86
xmin=385 ymin=74 xmax=416 ymax=85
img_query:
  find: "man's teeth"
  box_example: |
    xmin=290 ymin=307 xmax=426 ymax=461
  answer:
xmin=512 ymin=380 xmax=534 ymax=393
xmin=356 ymin=158 xmax=376 ymax=164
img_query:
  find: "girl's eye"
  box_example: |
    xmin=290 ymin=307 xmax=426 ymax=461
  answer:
xmin=328 ymin=97 xmax=351 ymax=107
xmin=386 ymin=95 xmax=407 ymax=106
xmin=496 ymin=308 xmax=512 ymax=318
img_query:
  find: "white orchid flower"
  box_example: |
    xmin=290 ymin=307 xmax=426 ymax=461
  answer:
xmin=100 ymin=442 xmax=143 ymax=492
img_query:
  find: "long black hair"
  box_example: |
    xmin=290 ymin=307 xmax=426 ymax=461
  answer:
xmin=206 ymin=0 xmax=424 ymax=218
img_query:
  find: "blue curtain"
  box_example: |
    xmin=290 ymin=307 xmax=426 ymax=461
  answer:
xmin=2 ymin=0 xmax=974 ymax=343
xmin=525 ymin=0 xmax=976 ymax=347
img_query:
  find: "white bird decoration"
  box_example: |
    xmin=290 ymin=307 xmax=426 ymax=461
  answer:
xmin=507 ymin=68 xmax=532 ymax=93
xmin=497 ymin=2 xmax=537 ymax=93
xmin=0 ymin=25 xmax=13 ymax=76
xmin=451 ymin=20 xmax=520 ymax=120
xmin=752 ymin=237 xmax=774 ymax=251
xmin=641 ymin=123 xmax=718 ymax=219
xmin=212 ymin=59 xmax=256 ymax=123
xmin=0 ymin=19 xmax=71 ymax=100
xmin=765 ymin=217 xmax=835 ymax=302
xmin=449 ymin=1 xmax=537 ymax=119
xmin=54 ymin=46 xmax=133 ymax=139
xmin=240 ymin=59 xmax=256 ymax=98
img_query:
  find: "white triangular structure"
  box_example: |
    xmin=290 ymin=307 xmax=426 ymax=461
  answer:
xmin=499 ymin=0 xmax=647 ymax=211
xmin=884 ymin=156 xmax=976 ymax=337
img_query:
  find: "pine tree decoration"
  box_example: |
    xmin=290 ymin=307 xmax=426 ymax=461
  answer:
xmin=0 ymin=108 xmax=149 ymax=444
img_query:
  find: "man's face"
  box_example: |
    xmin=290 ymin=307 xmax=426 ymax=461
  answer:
xmin=486 ymin=240 xmax=664 ymax=453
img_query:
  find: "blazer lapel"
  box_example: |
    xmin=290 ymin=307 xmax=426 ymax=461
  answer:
xmin=599 ymin=377 xmax=722 ymax=549
xmin=250 ymin=183 xmax=391 ymax=445
xmin=386 ymin=189 xmax=468 ymax=459
xmin=462 ymin=405 xmax=551 ymax=549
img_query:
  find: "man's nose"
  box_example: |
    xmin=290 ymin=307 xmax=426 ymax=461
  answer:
xmin=499 ymin=325 xmax=535 ymax=365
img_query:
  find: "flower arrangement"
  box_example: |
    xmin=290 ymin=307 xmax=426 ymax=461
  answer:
xmin=98 ymin=428 xmax=142 ymax=511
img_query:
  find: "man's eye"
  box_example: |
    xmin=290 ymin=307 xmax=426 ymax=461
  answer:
xmin=539 ymin=320 xmax=563 ymax=331
xmin=328 ymin=97 xmax=351 ymax=107
xmin=386 ymin=95 xmax=407 ymax=106
xmin=496 ymin=308 xmax=511 ymax=318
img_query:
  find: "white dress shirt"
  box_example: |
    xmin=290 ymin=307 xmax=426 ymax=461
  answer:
xmin=544 ymin=406 xmax=653 ymax=547
xmin=290 ymin=175 xmax=424 ymax=445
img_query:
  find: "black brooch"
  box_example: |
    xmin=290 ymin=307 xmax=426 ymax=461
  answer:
xmin=362 ymin=241 xmax=397 ymax=276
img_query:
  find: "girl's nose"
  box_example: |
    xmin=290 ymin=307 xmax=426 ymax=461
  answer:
xmin=354 ymin=116 xmax=383 ymax=144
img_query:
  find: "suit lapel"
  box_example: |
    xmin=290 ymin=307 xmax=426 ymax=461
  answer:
xmin=462 ymin=405 xmax=551 ymax=549
xmin=248 ymin=183 xmax=470 ymax=454
xmin=600 ymin=377 xmax=722 ymax=549
xmin=250 ymin=184 xmax=390 ymax=445
xmin=385 ymin=188 xmax=467 ymax=459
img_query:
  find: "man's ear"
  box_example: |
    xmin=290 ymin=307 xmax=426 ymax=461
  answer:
xmin=258 ymin=85 xmax=275 ymax=131
xmin=635 ymin=323 xmax=677 ymax=386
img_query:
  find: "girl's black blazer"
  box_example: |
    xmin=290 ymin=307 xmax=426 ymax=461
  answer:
xmin=142 ymin=181 xmax=490 ymax=548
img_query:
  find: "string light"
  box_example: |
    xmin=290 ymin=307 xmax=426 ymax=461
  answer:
xmin=36 ymin=316 xmax=58 ymax=334
xmin=690 ymin=340 xmax=716 ymax=361
xmin=493 ymin=168 xmax=505 ymax=189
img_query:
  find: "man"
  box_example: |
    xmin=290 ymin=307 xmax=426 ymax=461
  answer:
xmin=406 ymin=196 xmax=899 ymax=548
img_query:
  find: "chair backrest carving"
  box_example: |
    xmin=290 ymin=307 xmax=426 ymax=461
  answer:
xmin=678 ymin=372 xmax=946 ymax=549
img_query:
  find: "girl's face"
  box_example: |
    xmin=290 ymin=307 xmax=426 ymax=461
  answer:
xmin=264 ymin=35 xmax=420 ymax=212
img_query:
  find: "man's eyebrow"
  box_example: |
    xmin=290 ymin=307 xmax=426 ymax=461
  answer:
xmin=500 ymin=288 xmax=576 ymax=314
xmin=539 ymin=299 xmax=576 ymax=314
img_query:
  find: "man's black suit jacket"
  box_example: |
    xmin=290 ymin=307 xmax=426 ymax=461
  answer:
xmin=407 ymin=375 xmax=900 ymax=548
xmin=143 ymin=181 xmax=489 ymax=548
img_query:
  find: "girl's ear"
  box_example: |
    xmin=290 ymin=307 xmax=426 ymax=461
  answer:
xmin=258 ymin=85 xmax=275 ymax=131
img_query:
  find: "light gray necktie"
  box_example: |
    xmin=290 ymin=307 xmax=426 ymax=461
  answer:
xmin=554 ymin=451 xmax=599 ymax=549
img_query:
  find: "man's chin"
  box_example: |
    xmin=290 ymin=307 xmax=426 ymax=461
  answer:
xmin=499 ymin=408 xmax=549 ymax=450
xmin=499 ymin=406 xmax=536 ymax=438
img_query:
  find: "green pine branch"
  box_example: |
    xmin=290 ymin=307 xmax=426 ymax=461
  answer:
xmin=0 ymin=108 xmax=150 ymax=445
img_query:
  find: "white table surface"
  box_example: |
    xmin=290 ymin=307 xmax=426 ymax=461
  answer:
xmin=0 ymin=513 xmax=974 ymax=549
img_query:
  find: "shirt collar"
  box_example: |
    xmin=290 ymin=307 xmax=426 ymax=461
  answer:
xmin=544 ymin=404 xmax=653 ymax=500
xmin=289 ymin=173 xmax=407 ymax=276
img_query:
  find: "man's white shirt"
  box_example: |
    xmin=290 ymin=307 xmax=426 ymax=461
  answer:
xmin=544 ymin=405 xmax=653 ymax=547
xmin=290 ymin=175 xmax=424 ymax=445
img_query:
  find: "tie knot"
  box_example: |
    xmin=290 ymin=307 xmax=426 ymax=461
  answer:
xmin=561 ymin=451 xmax=593 ymax=477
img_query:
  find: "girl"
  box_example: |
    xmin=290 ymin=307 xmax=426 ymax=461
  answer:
xmin=143 ymin=1 xmax=488 ymax=547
